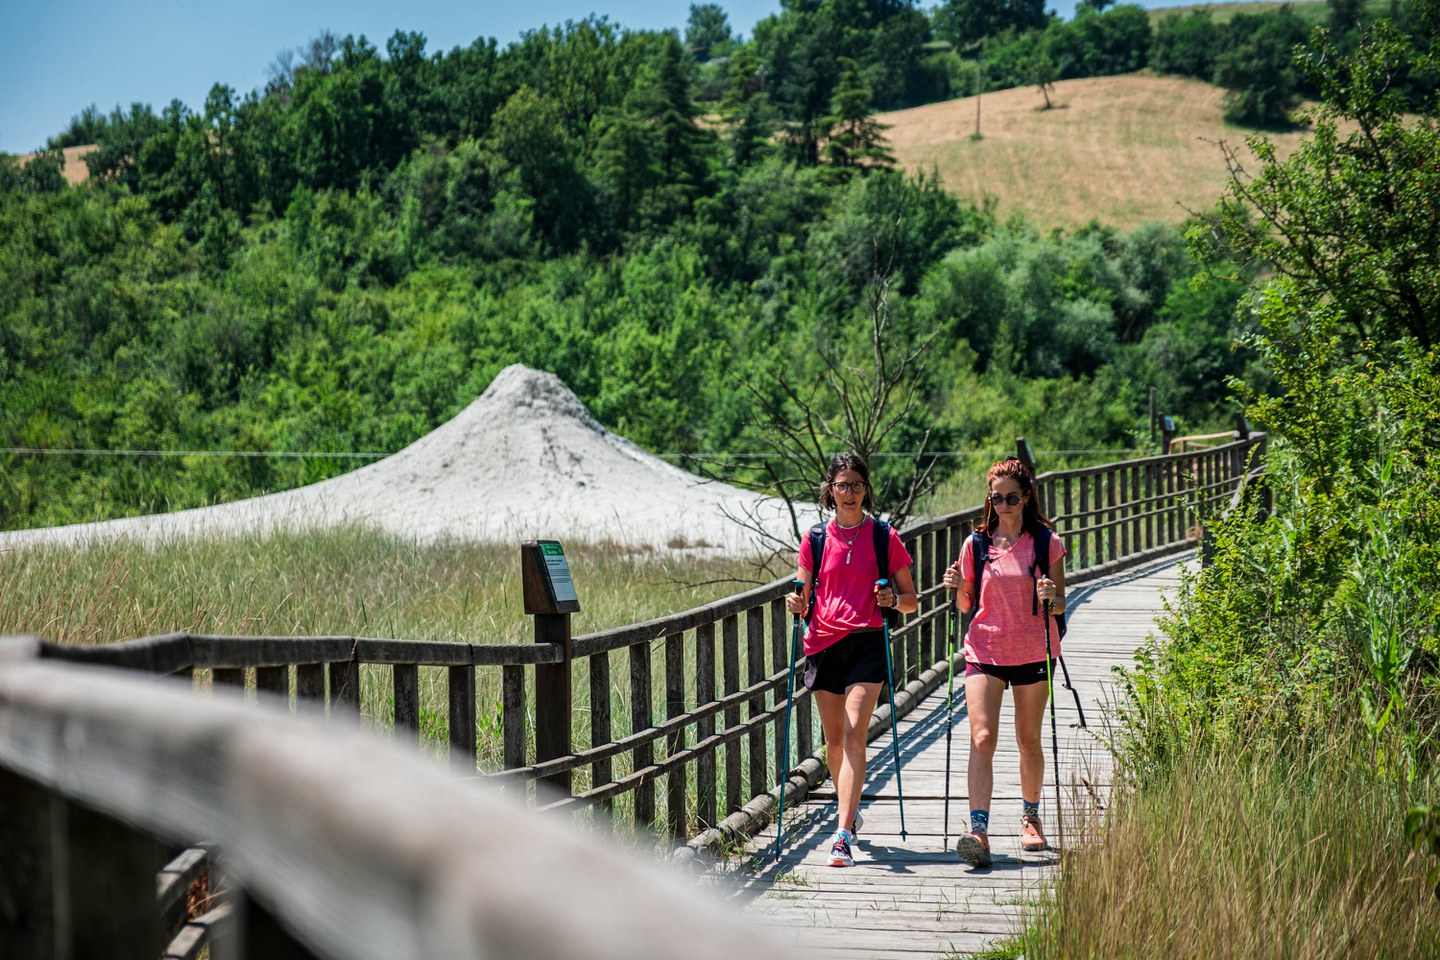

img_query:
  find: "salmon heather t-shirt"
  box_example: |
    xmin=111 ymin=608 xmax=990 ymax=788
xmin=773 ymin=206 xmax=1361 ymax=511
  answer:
xmin=960 ymin=529 xmax=1067 ymax=665
xmin=798 ymin=518 xmax=912 ymax=657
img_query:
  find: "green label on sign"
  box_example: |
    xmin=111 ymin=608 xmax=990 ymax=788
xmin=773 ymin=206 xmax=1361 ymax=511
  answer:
xmin=541 ymin=543 xmax=577 ymax=603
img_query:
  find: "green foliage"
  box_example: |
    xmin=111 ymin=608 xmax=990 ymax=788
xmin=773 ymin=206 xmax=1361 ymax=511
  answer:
xmin=932 ymin=0 xmax=1049 ymax=50
xmin=1119 ymin=0 xmax=1440 ymax=794
xmin=1150 ymin=9 xmax=1223 ymax=79
xmin=0 ymin=9 xmax=1253 ymax=535
xmin=1215 ymin=10 xmax=1309 ymax=127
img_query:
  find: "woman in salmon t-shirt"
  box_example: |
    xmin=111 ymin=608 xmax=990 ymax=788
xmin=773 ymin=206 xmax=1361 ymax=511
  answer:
xmin=785 ymin=453 xmax=917 ymax=868
xmin=941 ymin=456 xmax=1066 ymax=867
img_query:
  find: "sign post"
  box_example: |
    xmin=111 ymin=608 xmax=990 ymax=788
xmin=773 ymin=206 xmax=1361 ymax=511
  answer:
xmin=520 ymin=540 xmax=580 ymax=798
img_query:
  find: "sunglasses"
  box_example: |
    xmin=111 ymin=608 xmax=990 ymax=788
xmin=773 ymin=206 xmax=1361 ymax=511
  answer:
xmin=987 ymin=492 xmax=1025 ymax=506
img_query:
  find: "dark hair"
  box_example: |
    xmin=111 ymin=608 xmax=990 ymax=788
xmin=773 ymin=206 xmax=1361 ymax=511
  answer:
xmin=978 ymin=456 xmax=1052 ymax=535
xmin=819 ymin=452 xmax=875 ymax=513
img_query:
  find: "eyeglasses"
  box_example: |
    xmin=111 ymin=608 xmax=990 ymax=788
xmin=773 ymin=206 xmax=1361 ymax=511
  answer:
xmin=831 ymin=481 xmax=868 ymax=494
xmin=987 ymin=492 xmax=1025 ymax=506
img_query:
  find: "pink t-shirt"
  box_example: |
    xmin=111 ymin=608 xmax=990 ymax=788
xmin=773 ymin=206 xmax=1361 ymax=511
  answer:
xmin=797 ymin=518 xmax=913 ymax=657
xmin=960 ymin=528 xmax=1067 ymax=665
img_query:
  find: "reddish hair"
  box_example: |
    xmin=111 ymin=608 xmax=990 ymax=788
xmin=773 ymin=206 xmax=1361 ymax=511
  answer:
xmin=978 ymin=456 xmax=1053 ymax=536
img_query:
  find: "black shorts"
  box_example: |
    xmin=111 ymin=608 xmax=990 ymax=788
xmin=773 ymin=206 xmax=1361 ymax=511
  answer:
xmin=964 ymin=659 xmax=1054 ymax=687
xmin=803 ymin=628 xmax=888 ymax=695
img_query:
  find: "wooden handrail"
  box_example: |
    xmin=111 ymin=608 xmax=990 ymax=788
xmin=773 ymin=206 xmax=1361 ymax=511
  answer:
xmin=0 ymin=641 xmax=798 ymax=960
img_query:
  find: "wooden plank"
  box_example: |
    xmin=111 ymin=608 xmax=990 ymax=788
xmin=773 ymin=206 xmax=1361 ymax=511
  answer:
xmin=665 ymin=631 xmax=686 ymax=837
xmin=629 ymin=639 xmax=655 ymax=828
xmin=295 ymin=663 xmax=326 ymax=705
xmin=746 ymin=607 xmax=767 ymax=803
xmin=0 ymin=765 xmax=57 ymax=958
xmin=213 ymin=667 xmax=245 ymax=692
xmin=722 ymin=615 xmax=742 ymax=817
xmin=589 ymin=651 xmax=613 ymax=807
xmin=771 ymin=598 xmax=788 ymax=783
xmin=328 ymin=660 xmax=359 ymax=714
xmin=501 ymin=664 xmax=526 ymax=770
xmin=696 ymin=622 xmax=717 ymax=830
xmin=255 ymin=665 xmax=288 ymax=702
xmin=66 ymin=797 xmax=164 ymax=959
xmin=392 ymin=663 xmax=419 ymax=745
xmin=448 ymin=664 xmax=477 ymax=771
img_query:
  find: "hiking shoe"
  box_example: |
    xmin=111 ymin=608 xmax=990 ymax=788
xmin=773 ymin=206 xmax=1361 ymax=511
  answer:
xmin=829 ymin=831 xmax=855 ymax=868
xmin=1020 ymin=814 xmax=1047 ymax=852
xmin=955 ymin=830 xmax=992 ymax=867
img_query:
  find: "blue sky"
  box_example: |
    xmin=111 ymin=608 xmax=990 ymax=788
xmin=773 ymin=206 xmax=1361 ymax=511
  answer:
xmin=1 ymin=0 xmax=1203 ymax=155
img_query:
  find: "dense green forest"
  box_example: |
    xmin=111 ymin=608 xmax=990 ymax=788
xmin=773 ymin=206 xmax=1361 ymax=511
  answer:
xmin=3 ymin=0 xmax=1433 ymax=532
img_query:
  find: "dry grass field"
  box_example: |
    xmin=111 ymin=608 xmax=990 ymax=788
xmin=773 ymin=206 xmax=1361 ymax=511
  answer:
xmin=15 ymin=144 xmax=98 ymax=185
xmin=881 ymin=72 xmax=1320 ymax=232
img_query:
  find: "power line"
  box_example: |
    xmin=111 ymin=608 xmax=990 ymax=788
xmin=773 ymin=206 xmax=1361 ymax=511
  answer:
xmin=2 ymin=446 xmax=1144 ymax=462
xmin=0 ymin=447 xmax=387 ymax=460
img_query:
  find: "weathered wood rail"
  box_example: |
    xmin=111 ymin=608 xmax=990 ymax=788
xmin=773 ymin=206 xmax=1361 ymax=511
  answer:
xmin=0 ymin=637 xmax=796 ymax=959
xmin=0 ymin=431 xmax=1265 ymax=954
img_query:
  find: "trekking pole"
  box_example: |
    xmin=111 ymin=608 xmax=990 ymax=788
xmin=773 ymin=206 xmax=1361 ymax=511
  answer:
xmin=943 ymin=585 xmax=958 ymax=850
xmin=1057 ymin=655 xmax=1087 ymax=728
xmin=774 ymin=579 xmax=805 ymax=863
xmin=877 ymin=579 xmax=908 ymax=841
xmin=1043 ymin=599 xmax=1063 ymax=853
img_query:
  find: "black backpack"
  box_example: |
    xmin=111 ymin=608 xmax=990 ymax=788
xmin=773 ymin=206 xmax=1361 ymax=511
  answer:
xmin=970 ymin=524 xmax=1066 ymax=638
xmin=807 ymin=519 xmax=903 ymax=629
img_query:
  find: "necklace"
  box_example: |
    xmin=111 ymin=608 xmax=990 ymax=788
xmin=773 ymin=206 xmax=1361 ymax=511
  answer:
xmin=835 ymin=518 xmax=864 ymax=564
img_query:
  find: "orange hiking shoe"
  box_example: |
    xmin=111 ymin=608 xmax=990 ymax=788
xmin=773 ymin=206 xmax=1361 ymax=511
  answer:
xmin=1020 ymin=814 xmax=1047 ymax=852
xmin=954 ymin=830 xmax=991 ymax=867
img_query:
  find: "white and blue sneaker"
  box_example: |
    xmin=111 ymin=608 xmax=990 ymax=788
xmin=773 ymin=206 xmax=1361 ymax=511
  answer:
xmin=828 ymin=829 xmax=855 ymax=867
xmin=851 ymin=809 xmax=864 ymax=841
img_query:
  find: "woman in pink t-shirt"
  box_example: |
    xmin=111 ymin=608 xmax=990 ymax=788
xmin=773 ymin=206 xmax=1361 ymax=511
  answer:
xmin=941 ymin=456 xmax=1066 ymax=867
xmin=785 ymin=453 xmax=917 ymax=868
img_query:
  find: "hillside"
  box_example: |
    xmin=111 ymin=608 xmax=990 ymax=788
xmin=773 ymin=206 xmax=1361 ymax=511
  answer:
xmin=882 ymin=72 xmax=1318 ymax=232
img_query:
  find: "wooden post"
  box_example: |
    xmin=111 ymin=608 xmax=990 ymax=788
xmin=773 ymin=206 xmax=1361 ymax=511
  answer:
xmin=1160 ymin=415 xmax=1176 ymax=455
xmin=532 ymin=615 xmax=571 ymax=798
xmin=629 ymin=639 xmax=655 ymax=828
xmin=64 ymin=799 xmax=164 ymax=960
xmin=0 ymin=766 xmax=56 ymax=958
xmin=448 ymin=664 xmax=477 ymax=771
xmin=521 ymin=541 xmax=580 ymax=799
xmin=235 ymin=888 xmax=323 ymax=960
xmin=1150 ymin=387 xmax=1157 ymax=442
xmin=1016 ymin=437 xmax=1037 ymax=475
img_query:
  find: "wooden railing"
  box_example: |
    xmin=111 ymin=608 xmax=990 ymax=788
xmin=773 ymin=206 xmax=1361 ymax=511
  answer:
xmin=22 ymin=432 xmax=1267 ymax=865
xmin=0 ymin=637 xmax=796 ymax=959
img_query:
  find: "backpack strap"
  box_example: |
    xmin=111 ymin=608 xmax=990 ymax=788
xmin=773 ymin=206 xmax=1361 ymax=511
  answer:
xmin=805 ymin=522 xmax=826 ymax=624
xmin=873 ymin=519 xmax=902 ymax=628
xmin=1028 ymin=524 xmax=1049 ymax=616
xmin=1028 ymin=524 xmax=1066 ymax=637
xmin=970 ymin=529 xmax=991 ymax=603
xmin=872 ymin=519 xmax=891 ymax=579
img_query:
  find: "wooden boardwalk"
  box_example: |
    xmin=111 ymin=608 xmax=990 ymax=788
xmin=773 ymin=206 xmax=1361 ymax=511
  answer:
xmin=727 ymin=556 xmax=1190 ymax=959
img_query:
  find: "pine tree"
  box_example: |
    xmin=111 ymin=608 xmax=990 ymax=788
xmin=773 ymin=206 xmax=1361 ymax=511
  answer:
xmin=820 ymin=57 xmax=895 ymax=181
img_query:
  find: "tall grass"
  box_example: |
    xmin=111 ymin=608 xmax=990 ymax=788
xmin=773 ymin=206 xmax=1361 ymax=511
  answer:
xmin=1025 ymin=725 xmax=1440 ymax=955
xmin=0 ymin=525 xmax=775 ymax=646
xmin=1022 ymin=722 xmax=1440 ymax=959
xmin=0 ymin=526 xmax=800 ymax=838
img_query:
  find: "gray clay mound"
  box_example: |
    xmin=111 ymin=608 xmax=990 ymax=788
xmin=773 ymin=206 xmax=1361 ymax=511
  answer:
xmin=0 ymin=365 xmax=816 ymax=556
